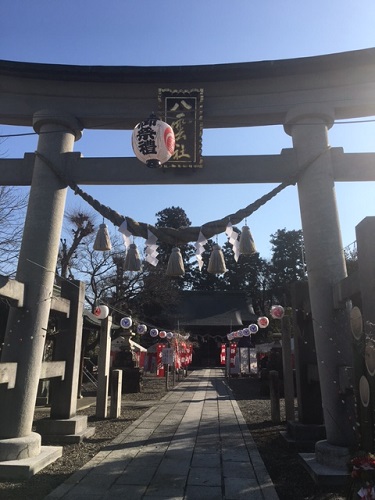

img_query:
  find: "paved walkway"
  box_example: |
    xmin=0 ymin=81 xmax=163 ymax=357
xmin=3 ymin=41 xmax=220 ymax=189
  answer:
xmin=46 ymin=368 xmax=279 ymax=500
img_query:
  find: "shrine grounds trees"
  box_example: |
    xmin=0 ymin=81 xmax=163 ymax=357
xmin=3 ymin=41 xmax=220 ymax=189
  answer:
xmin=268 ymin=228 xmax=306 ymax=304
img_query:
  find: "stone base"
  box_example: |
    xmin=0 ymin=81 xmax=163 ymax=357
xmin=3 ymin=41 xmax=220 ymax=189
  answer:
xmin=35 ymin=415 xmax=95 ymax=444
xmin=299 ymin=440 xmax=351 ymax=486
xmin=0 ymin=432 xmax=41 ymax=461
xmin=0 ymin=446 xmax=62 ymax=479
xmin=299 ymin=452 xmax=349 ymax=486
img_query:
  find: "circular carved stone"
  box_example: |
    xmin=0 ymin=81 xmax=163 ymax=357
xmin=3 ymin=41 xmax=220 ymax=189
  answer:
xmin=365 ymin=343 xmax=375 ymax=376
xmin=359 ymin=375 xmax=370 ymax=408
xmin=350 ymin=306 xmax=363 ymax=340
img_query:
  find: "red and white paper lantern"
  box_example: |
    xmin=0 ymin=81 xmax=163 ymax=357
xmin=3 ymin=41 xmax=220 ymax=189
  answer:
xmin=132 ymin=114 xmax=175 ymax=168
xmin=257 ymin=316 xmax=269 ymax=329
xmin=93 ymin=305 xmax=109 ymax=319
xmin=270 ymin=305 xmax=285 ymax=319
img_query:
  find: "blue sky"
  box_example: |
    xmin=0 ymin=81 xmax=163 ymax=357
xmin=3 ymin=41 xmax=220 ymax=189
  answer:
xmin=1 ymin=1 xmax=375 ymax=258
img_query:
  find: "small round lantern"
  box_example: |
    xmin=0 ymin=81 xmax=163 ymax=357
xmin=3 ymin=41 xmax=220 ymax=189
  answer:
xmin=150 ymin=328 xmax=159 ymax=337
xmin=137 ymin=324 xmax=147 ymax=335
xmin=166 ymin=332 xmax=174 ymax=339
xmin=249 ymin=324 xmax=259 ymax=334
xmin=159 ymin=330 xmax=167 ymax=339
xmin=270 ymin=305 xmax=285 ymax=320
xmin=237 ymin=330 xmax=244 ymax=337
xmin=227 ymin=333 xmax=234 ymax=340
xmin=257 ymin=316 xmax=269 ymax=329
xmin=242 ymin=328 xmax=250 ymax=337
xmin=132 ymin=113 xmax=175 ymax=168
xmin=93 ymin=305 xmax=109 ymax=319
xmin=120 ymin=316 xmax=132 ymax=329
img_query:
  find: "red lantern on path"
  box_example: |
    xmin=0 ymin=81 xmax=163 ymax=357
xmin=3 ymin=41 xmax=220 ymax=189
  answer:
xmin=132 ymin=114 xmax=175 ymax=168
xmin=257 ymin=316 xmax=269 ymax=329
xmin=270 ymin=305 xmax=285 ymax=319
xmin=93 ymin=305 xmax=109 ymax=319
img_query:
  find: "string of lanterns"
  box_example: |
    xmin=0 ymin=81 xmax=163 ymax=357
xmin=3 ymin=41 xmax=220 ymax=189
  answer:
xmin=119 ymin=315 xmax=190 ymax=341
xmin=227 ymin=305 xmax=284 ymax=341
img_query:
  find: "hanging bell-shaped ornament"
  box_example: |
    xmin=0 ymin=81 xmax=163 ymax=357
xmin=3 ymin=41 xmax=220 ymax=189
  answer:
xmin=93 ymin=223 xmax=112 ymax=251
xmin=124 ymin=243 xmax=142 ymax=272
xmin=166 ymin=247 xmax=185 ymax=277
xmin=239 ymin=225 xmax=256 ymax=255
xmin=207 ymin=244 xmax=227 ymax=274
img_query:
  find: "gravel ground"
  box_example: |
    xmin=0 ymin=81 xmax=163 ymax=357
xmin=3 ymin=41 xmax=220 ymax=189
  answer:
xmin=227 ymin=376 xmax=348 ymax=500
xmin=0 ymin=372 xmax=350 ymax=500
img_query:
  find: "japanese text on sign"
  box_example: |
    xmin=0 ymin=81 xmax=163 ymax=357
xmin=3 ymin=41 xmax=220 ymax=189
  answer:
xmin=158 ymin=89 xmax=203 ymax=168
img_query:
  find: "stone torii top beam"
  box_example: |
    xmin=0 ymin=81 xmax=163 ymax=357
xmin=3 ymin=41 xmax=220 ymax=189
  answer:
xmin=1 ymin=48 xmax=375 ymax=130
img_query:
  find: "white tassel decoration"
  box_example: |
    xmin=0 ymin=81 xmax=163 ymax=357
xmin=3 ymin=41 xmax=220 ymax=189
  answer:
xmin=239 ymin=225 xmax=256 ymax=255
xmin=207 ymin=244 xmax=227 ymax=274
xmin=124 ymin=243 xmax=142 ymax=272
xmin=93 ymin=223 xmax=112 ymax=251
xmin=166 ymin=247 xmax=185 ymax=277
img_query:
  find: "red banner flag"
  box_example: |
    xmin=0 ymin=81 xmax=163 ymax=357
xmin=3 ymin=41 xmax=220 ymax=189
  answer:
xmin=220 ymin=344 xmax=226 ymax=365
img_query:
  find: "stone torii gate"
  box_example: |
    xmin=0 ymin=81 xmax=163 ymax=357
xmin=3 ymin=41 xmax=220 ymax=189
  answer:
xmin=1 ymin=48 xmax=375 ymax=476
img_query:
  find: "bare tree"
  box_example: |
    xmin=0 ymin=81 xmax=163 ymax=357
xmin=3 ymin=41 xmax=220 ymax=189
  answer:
xmin=57 ymin=209 xmax=96 ymax=282
xmin=0 ymin=186 xmax=29 ymax=276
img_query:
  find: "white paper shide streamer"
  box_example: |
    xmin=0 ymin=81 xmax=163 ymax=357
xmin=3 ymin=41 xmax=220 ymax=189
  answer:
xmin=145 ymin=230 xmax=159 ymax=266
xmin=118 ymin=220 xmax=133 ymax=248
xmin=225 ymin=222 xmax=240 ymax=262
xmin=195 ymin=230 xmax=207 ymax=271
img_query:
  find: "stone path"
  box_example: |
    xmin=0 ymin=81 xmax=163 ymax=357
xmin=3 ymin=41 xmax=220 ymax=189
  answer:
xmin=45 ymin=368 xmax=279 ymax=499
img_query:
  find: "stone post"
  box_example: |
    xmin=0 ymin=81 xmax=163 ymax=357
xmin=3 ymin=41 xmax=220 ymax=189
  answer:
xmin=35 ymin=280 xmax=95 ymax=443
xmin=0 ymin=111 xmax=82 ymax=451
xmin=281 ymin=315 xmax=295 ymax=422
xmin=284 ymin=106 xmax=356 ymax=450
xmin=96 ymin=316 xmax=112 ymax=419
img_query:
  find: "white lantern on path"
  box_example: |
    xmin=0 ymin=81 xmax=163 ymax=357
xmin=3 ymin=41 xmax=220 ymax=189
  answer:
xmin=137 ymin=324 xmax=147 ymax=335
xmin=132 ymin=114 xmax=175 ymax=168
xmin=120 ymin=316 xmax=132 ymax=329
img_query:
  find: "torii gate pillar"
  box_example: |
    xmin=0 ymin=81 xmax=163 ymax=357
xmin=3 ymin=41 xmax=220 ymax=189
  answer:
xmin=285 ymin=106 xmax=356 ymax=455
xmin=0 ymin=110 xmax=82 ymax=465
